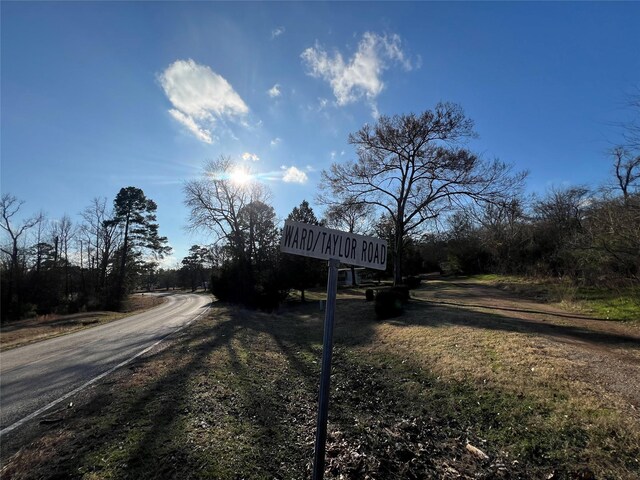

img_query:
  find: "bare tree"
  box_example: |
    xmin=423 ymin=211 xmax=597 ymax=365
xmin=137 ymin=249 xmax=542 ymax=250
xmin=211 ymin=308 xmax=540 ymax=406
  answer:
xmin=607 ymin=89 xmax=640 ymax=201
xmin=1 ymin=194 xmax=41 ymax=319
xmin=80 ymin=197 xmax=121 ymax=299
xmin=463 ymin=196 xmax=530 ymax=274
xmin=321 ymin=103 xmax=526 ymax=284
xmin=183 ymin=156 xmax=271 ymax=260
xmin=322 ymin=199 xmax=375 ymax=285
xmin=611 ymin=147 xmax=640 ymax=202
xmin=58 ymin=215 xmax=75 ymax=298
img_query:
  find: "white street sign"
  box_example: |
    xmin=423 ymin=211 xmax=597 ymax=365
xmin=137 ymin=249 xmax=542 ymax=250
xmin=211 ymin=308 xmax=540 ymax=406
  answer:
xmin=280 ymin=220 xmax=387 ymax=270
xmin=280 ymin=219 xmax=388 ymax=478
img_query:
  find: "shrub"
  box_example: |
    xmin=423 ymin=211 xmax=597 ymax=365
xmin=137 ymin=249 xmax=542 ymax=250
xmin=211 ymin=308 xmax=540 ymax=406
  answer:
xmin=365 ymin=289 xmax=375 ymax=301
xmin=404 ymin=276 xmax=422 ymax=289
xmin=391 ymin=285 xmax=410 ymax=302
xmin=211 ymin=261 xmax=287 ymax=311
xmin=375 ymin=290 xmax=404 ymax=319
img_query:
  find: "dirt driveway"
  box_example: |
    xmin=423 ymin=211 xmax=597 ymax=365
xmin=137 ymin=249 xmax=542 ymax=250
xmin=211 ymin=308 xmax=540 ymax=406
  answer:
xmin=411 ymin=279 xmax=640 ymax=409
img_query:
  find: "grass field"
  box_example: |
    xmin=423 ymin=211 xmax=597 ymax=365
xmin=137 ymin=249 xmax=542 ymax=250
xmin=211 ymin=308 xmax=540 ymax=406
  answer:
xmin=471 ymin=274 xmax=640 ymax=322
xmin=2 ymin=280 xmax=639 ymax=479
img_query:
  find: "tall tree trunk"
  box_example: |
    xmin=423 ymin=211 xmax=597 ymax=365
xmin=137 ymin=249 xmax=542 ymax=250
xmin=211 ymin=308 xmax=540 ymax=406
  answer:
xmin=394 ymin=218 xmax=404 ymax=286
xmin=116 ymin=214 xmax=130 ymax=306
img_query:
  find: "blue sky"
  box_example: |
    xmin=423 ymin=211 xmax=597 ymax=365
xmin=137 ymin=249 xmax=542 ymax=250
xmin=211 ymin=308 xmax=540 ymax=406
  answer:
xmin=2 ymin=2 xmax=639 ymax=265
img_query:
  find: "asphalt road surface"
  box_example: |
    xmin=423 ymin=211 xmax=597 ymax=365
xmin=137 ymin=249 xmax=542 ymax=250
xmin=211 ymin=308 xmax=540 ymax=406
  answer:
xmin=0 ymin=293 xmax=211 ymax=436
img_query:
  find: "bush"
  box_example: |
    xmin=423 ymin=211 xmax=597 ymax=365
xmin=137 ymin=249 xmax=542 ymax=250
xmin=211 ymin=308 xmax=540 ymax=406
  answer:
xmin=252 ymin=289 xmax=282 ymax=312
xmin=210 ymin=261 xmax=287 ymax=311
xmin=404 ymin=276 xmax=422 ymax=289
xmin=391 ymin=285 xmax=410 ymax=302
xmin=365 ymin=289 xmax=374 ymax=301
xmin=375 ymin=290 xmax=404 ymax=319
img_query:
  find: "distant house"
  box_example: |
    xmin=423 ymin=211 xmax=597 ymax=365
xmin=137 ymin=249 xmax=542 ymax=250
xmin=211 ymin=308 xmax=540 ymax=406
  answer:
xmin=337 ymin=267 xmax=365 ymax=286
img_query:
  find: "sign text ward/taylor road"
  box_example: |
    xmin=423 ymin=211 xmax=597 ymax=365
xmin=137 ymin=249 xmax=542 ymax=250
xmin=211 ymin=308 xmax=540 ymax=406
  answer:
xmin=280 ymin=220 xmax=387 ymax=270
xmin=280 ymin=220 xmax=387 ymax=480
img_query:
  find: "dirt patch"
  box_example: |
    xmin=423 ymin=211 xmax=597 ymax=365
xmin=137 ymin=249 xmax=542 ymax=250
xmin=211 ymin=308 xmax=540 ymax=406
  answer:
xmin=412 ymin=280 xmax=640 ymax=408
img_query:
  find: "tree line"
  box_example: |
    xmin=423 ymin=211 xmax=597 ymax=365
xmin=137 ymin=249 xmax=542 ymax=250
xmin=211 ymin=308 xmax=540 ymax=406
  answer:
xmin=3 ymin=99 xmax=638 ymax=320
xmin=1 ymin=187 xmax=170 ymax=320
xmin=182 ymin=100 xmax=637 ymax=308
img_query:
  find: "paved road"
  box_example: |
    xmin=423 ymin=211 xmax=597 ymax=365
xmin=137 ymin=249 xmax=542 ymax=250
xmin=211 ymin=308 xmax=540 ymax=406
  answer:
xmin=0 ymin=293 xmax=211 ymax=436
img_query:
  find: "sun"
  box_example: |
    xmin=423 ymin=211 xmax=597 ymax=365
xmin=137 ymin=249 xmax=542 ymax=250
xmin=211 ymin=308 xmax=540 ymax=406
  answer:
xmin=229 ymin=167 xmax=252 ymax=186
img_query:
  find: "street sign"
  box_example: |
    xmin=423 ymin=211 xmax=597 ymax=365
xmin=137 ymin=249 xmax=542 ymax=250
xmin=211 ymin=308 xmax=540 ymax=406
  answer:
xmin=280 ymin=220 xmax=387 ymax=270
xmin=280 ymin=220 xmax=387 ymax=480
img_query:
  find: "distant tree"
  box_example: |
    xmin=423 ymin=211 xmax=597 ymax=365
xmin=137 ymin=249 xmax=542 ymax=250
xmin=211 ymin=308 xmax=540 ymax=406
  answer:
xmin=473 ymin=196 xmax=529 ymax=274
xmin=238 ymin=201 xmax=280 ymax=273
xmin=181 ymin=245 xmax=213 ymax=291
xmin=612 ymin=147 xmax=640 ymax=202
xmin=50 ymin=214 xmax=75 ymax=299
xmin=1 ymin=194 xmax=41 ymax=320
xmin=79 ymin=197 xmax=122 ymax=307
xmin=156 ymin=267 xmax=178 ymax=291
xmin=106 ymin=187 xmax=171 ymax=308
xmin=322 ymin=199 xmax=375 ymax=285
xmin=531 ymin=187 xmax=591 ymax=278
xmin=184 ymin=158 xmax=284 ymax=308
xmin=281 ymin=200 xmax=325 ymax=302
xmin=583 ymin=193 xmax=640 ymax=282
xmin=321 ymin=103 xmax=526 ymax=285
xmin=441 ymin=210 xmax=489 ymax=275
xmin=184 ymin=156 xmax=269 ymax=261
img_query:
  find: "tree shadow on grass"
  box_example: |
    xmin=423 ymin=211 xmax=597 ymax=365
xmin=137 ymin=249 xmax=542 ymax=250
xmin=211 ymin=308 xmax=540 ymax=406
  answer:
xmin=3 ymin=294 xmax=639 ymax=479
xmin=405 ymin=297 xmax=640 ymax=349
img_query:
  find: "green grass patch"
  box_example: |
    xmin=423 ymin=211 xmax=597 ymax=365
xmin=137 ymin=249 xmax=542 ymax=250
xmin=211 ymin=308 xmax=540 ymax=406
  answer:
xmin=471 ymin=274 xmax=640 ymax=322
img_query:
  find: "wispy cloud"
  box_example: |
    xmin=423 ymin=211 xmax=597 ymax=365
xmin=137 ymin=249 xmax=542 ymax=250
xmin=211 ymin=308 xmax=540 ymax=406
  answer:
xmin=301 ymin=32 xmax=413 ymax=116
xmin=281 ymin=166 xmax=308 ymax=184
xmin=267 ymin=84 xmax=281 ymax=98
xmin=168 ymin=109 xmax=213 ymax=144
xmin=159 ymin=59 xmax=249 ymax=143
xmin=270 ymin=137 xmax=282 ymax=147
xmin=271 ymin=26 xmax=285 ymax=39
xmin=242 ymin=152 xmax=260 ymax=162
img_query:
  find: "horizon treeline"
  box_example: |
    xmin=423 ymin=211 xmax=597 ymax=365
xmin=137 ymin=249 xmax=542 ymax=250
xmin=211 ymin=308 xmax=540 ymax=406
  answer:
xmin=1 ymin=171 xmax=638 ymax=322
xmin=2 ymin=101 xmax=638 ymax=321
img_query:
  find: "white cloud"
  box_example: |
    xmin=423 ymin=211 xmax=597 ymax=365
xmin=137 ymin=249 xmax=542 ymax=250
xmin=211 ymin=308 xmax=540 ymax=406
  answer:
xmin=242 ymin=152 xmax=260 ymax=162
xmin=168 ymin=109 xmax=213 ymax=144
xmin=270 ymin=137 xmax=282 ymax=147
xmin=282 ymin=166 xmax=308 ymax=184
xmin=268 ymin=84 xmax=281 ymax=98
xmin=301 ymin=32 xmax=413 ymax=112
xmin=271 ymin=26 xmax=285 ymax=39
xmin=159 ymin=59 xmax=249 ymax=143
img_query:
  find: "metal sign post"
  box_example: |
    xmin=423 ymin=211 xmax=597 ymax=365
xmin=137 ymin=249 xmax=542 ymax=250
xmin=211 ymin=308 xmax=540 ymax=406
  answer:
xmin=279 ymin=220 xmax=387 ymax=480
xmin=312 ymin=258 xmax=339 ymax=480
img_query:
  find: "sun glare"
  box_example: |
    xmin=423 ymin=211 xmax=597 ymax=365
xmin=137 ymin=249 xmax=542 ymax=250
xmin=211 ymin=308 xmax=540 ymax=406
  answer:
xmin=229 ymin=167 xmax=252 ymax=186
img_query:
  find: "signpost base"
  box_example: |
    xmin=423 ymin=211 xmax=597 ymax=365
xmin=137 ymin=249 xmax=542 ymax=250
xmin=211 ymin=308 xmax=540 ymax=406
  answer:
xmin=312 ymin=258 xmax=340 ymax=480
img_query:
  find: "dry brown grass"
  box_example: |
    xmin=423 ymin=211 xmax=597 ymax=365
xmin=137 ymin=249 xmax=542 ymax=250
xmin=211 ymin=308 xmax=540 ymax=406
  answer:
xmin=0 ymin=294 xmax=165 ymax=351
xmin=2 ymin=280 xmax=639 ymax=479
